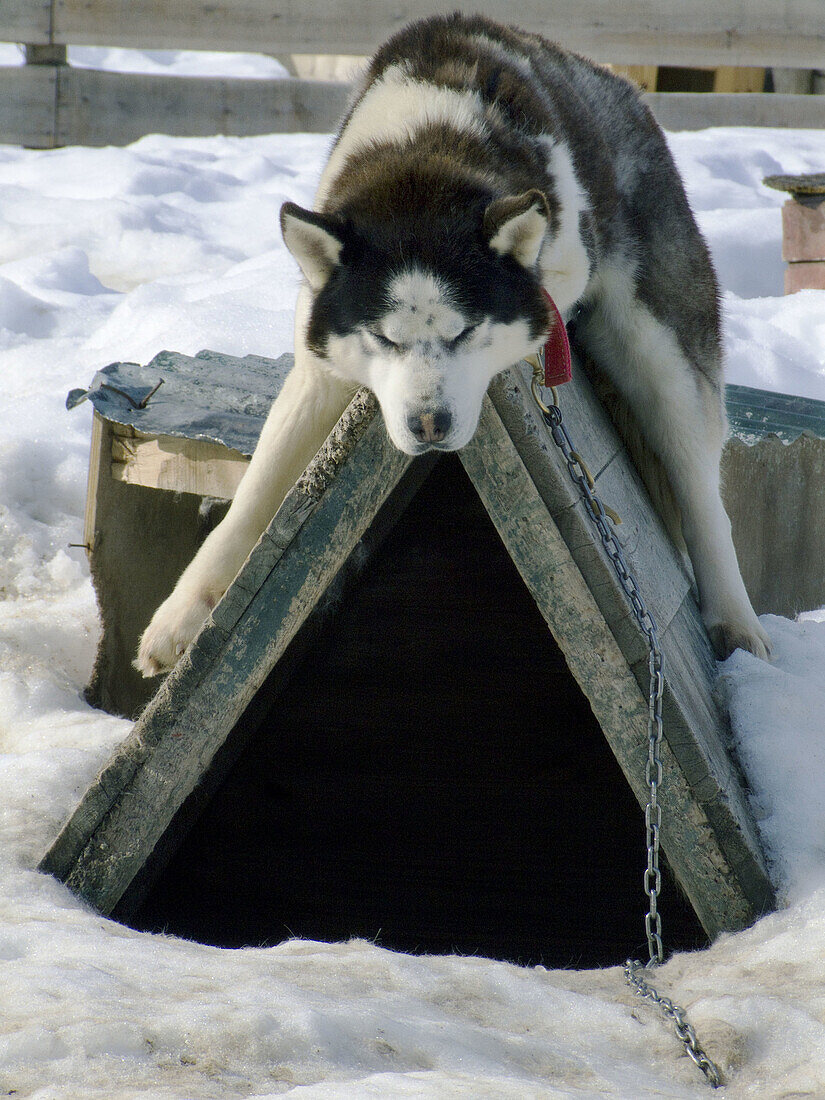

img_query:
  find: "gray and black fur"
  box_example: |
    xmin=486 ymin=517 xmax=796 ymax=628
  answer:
xmin=306 ymin=12 xmax=721 ymax=387
xmin=137 ymin=12 xmax=769 ymax=678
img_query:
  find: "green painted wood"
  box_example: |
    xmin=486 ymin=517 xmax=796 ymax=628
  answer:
xmin=725 ymin=383 xmax=825 ymax=444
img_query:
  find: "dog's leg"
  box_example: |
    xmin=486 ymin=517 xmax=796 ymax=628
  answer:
xmin=135 ymin=359 xmax=354 ymax=676
xmin=577 ymin=270 xmax=770 ymax=661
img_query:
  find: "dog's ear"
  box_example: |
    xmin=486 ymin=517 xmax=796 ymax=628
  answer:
xmin=280 ymin=202 xmax=344 ymax=291
xmin=483 ymin=190 xmax=549 ymax=268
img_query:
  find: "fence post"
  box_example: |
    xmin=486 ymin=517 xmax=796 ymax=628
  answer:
xmin=20 ymin=44 xmax=63 ymax=147
xmin=25 ymin=44 xmax=67 ymax=66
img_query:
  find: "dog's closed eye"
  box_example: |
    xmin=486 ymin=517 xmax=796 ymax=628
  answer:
xmin=368 ymin=330 xmax=401 ymax=350
xmin=448 ymin=324 xmax=479 ymax=347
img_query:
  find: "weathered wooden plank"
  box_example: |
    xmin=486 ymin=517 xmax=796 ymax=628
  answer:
xmin=83 ymin=424 xmax=230 ymax=720
xmin=461 ymin=386 xmax=774 ymax=936
xmin=53 ymin=68 xmax=349 ymax=146
xmin=1 ymin=70 xmax=819 ymax=151
xmin=494 ymin=366 xmax=729 ymax=785
xmin=110 ymin=423 xmax=249 ymax=499
xmin=83 ymin=411 xmax=105 ymax=553
xmin=0 ymin=65 xmax=56 ymax=148
xmin=723 ymin=432 xmax=825 ymax=618
xmin=654 ymin=596 xmax=774 ymax=914
xmin=39 ymin=392 xmax=419 ymax=912
xmin=488 ymin=366 xmax=693 ymax=669
xmin=645 ymin=92 xmax=825 ymax=130
xmin=0 ymin=1 xmax=51 ymax=42
xmin=45 ymin=0 xmax=825 ymax=68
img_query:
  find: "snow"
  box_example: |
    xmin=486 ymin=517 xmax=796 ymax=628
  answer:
xmin=0 ymin=42 xmax=290 ymax=79
xmin=0 ymin=42 xmax=824 ymax=1094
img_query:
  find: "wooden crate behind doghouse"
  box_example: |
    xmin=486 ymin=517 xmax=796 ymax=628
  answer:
xmin=67 ymin=350 xmax=289 ymax=718
xmin=45 ymin=349 xmax=790 ymax=966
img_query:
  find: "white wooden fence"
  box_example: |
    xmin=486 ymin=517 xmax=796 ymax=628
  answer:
xmin=2 ymin=0 xmax=824 ymax=147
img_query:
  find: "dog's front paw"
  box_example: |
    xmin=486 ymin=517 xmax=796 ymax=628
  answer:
xmin=135 ymin=588 xmax=215 ymax=677
xmin=707 ymin=617 xmax=771 ymax=663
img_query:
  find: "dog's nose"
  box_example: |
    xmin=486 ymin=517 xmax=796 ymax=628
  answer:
xmin=407 ymin=409 xmax=452 ymax=444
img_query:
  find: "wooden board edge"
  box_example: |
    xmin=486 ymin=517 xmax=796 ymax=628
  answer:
xmin=462 ymin=392 xmax=774 ymax=936
xmin=36 ymin=396 xmax=412 ymax=914
xmin=109 ymin=424 xmax=250 ymax=499
xmin=83 ymin=411 xmax=106 ymax=553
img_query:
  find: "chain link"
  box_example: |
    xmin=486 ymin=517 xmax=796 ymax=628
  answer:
xmin=532 ymin=376 xmax=722 ymax=1089
xmin=624 ymin=959 xmax=722 ymax=1088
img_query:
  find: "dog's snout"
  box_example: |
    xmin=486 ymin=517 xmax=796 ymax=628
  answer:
xmin=407 ymin=409 xmax=452 ymax=445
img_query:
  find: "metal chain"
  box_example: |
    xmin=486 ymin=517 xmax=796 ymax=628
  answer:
xmin=624 ymin=959 xmax=722 ymax=1088
xmin=530 ymin=369 xmax=722 ymax=1089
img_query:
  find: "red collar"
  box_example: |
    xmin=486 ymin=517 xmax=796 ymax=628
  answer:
xmin=539 ymin=289 xmax=572 ymax=387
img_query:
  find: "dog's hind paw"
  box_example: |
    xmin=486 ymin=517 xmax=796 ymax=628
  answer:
xmin=135 ymin=588 xmax=215 ymax=677
xmin=708 ymin=619 xmax=771 ymax=663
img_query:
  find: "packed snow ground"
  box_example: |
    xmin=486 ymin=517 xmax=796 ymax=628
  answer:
xmin=1 ymin=44 xmax=825 ymax=1097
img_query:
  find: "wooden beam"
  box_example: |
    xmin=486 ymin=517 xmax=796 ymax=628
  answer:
xmin=54 ymin=68 xmax=350 ymax=146
xmin=466 ymin=369 xmax=775 ymax=936
xmin=109 ymin=423 xmax=249 ymax=499
xmin=0 ymin=65 xmax=56 ymax=148
xmin=1 ymin=1 xmax=51 ymax=43
xmin=40 ymin=0 xmax=825 ymax=69
xmin=3 ymin=68 xmax=819 ymax=151
xmin=39 ymin=392 xmax=419 ymax=913
xmin=644 ymin=92 xmax=825 ymax=130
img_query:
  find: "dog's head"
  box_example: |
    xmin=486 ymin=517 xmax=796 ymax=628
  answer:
xmin=280 ymin=191 xmax=551 ymax=454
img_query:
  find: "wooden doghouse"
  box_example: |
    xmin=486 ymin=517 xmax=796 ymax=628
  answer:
xmin=42 ymin=348 xmax=786 ymax=966
xmin=69 ymin=350 xmax=825 ymax=725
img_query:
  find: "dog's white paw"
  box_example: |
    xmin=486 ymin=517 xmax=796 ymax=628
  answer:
xmin=707 ymin=616 xmax=771 ymax=663
xmin=135 ymin=588 xmax=215 ymax=677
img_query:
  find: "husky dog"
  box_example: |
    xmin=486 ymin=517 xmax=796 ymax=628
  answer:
xmin=136 ymin=13 xmax=769 ymax=676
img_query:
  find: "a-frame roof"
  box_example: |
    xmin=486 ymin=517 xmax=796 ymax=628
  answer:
xmin=41 ymin=358 xmax=776 ymax=940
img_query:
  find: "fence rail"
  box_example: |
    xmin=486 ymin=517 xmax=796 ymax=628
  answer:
xmin=9 ymin=0 xmax=825 ymax=68
xmin=0 ymin=66 xmax=351 ymax=147
xmin=2 ymin=1 xmax=824 ymax=147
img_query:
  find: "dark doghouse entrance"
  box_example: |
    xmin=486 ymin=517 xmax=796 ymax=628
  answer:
xmin=125 ymin=454 xmax=706 ymax=967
